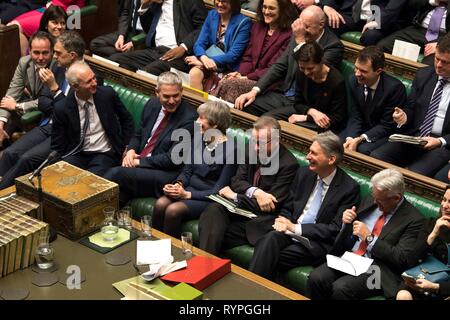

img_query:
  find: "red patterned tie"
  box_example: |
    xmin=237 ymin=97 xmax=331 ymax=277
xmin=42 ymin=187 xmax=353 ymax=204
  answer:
xmin=354 ymin=212 xmax=386 ymax=256
xmin=140 ymin=110 xmax=170 ymax=157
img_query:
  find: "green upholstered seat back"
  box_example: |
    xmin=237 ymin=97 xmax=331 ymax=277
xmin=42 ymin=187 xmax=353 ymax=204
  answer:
xmin=105 ymin=80 xmax=149 ymax=129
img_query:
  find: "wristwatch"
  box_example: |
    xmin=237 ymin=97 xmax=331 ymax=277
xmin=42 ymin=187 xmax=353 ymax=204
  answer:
xmin=365 ymin=234 xmax=374 ymax=244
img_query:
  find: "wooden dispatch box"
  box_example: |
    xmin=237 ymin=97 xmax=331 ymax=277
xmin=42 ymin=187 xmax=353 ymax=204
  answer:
xmin=15 ymin=161 xmax=119 ymax=240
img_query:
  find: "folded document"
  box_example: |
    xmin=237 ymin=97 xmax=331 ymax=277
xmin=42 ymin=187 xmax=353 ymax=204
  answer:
xmin=207 ymin=194 xmax=257 ymax=219
xmin=388 ymin=134 xmax=427 ymax=146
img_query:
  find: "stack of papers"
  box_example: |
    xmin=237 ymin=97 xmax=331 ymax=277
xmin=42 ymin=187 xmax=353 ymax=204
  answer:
xmin=207 ymin=194 xmax=257 ymax=219
xmin=136 ymin=239 xmax=172 ymax=265
xmin=388 ymin=134 xmax=427 ymax=146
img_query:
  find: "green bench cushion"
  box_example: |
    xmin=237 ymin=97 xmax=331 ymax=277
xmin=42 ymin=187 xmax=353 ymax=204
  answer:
xmin=340 ymin=31 xmax=362 ymax=45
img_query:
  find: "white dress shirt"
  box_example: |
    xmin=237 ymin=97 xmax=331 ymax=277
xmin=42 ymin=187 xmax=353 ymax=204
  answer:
xmin=154 ymin=0 xmax=178 ymax=49
xmin=75 ymin=94 xmax=112 ymax=153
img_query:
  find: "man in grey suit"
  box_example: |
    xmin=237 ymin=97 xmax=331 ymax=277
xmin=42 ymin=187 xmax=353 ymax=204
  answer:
xmin=234 ymin=5 xmax=344 ymax=116
xmin=0 ymin=31 xmax=54 ymax=147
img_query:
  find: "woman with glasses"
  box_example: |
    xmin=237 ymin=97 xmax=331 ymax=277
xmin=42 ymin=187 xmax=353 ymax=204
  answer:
xmin=211 ymin=0 xmax=297 ymax=103
xmin=185 ymin=0 xmax=252 ymax=92
xmin=152 ymin=101 xmax=238 ymax=238
xmin=8 ymin=0 xmax=85 ymax=56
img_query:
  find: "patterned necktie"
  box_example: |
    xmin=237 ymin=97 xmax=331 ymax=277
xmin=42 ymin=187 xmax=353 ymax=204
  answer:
xmin=354 ymin=211 xmax=386 ymax=256
xmin=132 ymin=0 xmax=140 ymax=34
xmin=301 ymin=179 xmax=324 ymax=224
xmin=419 ymin=78 xmax=447 ymax=137
xmin=80 ymin=101 xmax=91 ymax=149
xmin=140 ymin=110 xmax=170 ymax=157
xmin=425 ymin=6 xmax=446 ymax=42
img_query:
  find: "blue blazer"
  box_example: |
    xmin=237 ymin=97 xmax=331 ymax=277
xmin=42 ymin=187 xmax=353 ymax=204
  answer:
xmin=193 ymin=10 xmax=252 ymax=71
xmin=129 ymin=97 xmax=197 ymax=170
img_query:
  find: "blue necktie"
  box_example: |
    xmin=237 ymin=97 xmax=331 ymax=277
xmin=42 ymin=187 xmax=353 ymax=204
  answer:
xmin=145 ymin=3 xmax=162 ymax=48
xmin=419 ymin=78 xmax=447 ymax=137
xmin=302 ymin=179 xmax=324 ymax=224
xmin=60 ymin=78 xmax=69 ymax=95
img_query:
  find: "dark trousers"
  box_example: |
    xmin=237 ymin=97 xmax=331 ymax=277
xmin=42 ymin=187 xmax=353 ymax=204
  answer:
xmin=330 ymin=15 xmax=386 ymax=46
xmin=109 ymin=46 xmax=189 ymax=75
xmin=89 ymin=31 xmax=122 ymax=58
xmin=0 ymin=2 xmax=44 ymax=24
xmin=198 ymin=202 xmax=249 ymax=256
xmin=371 ymin=141 xmax=450 ymax=177
xmin=248 ymin=231 xmax=323 ymax=279
xmin=434 ymin=163 xmax=450 ymax=182
xmin=65 ymin=150 xmax=119 ymax=177
xmin=0 ymin=125 xmax=51 ymax=189
xmin=244 ymin=92 xmax=294 ymax=117
xmin=103 ymin=166 xmax=179 ymax=206
xmin=306 ymin=262 xmax=384 ymax=300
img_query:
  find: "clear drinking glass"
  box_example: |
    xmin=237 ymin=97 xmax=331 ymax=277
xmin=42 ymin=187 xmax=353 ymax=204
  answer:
xmin=141 ymin=215 xmax=152 ymax=238
xmin=101 ymin=206 xmax=119 ymax=241
xmin=35 ymin=231 xmax=54 ymax=269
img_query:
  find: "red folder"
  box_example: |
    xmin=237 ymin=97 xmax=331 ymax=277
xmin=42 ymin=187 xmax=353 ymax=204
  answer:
xmin=161 ymin=256 xmax=231 ymax=290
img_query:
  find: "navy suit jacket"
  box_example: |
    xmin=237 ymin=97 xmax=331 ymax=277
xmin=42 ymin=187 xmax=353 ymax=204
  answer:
xmin=51 ymin=86 xmax=134 ymax=158
xmin=330 ymin=195 xmax=424 ymax=298
xmin=194 ymin=10 xmax=252 ymax=71
xmin=129 ymin=97 xmax=197 ymax=170
xmin=402 ymin=66 xmax=450 ymax=147
xmin=345 ymin=72 xmax=407 ymax=141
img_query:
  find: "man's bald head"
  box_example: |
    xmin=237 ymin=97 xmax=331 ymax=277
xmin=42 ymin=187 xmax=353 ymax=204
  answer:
xmin=299 ymin=5 xmax=325 ymax=42
xmin=300 ymin=5 xmax=326 ymax=24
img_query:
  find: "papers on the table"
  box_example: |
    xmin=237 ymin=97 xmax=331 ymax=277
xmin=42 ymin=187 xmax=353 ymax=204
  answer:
xmin=140 ymin=260 xmax=187 ymax=282
xmin=392 ymin=40 xmax=421 ymax=62
xmin=207 ymin=194 xmax=257 ymax=219
xmin=326 ymin=251 xmax=374 ymax=276
xmin=136 ymin=239 xmax=172 ymax=265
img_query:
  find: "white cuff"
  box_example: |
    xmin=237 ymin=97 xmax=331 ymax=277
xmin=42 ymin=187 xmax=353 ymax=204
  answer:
xmin=251 ymin=87 xmax=261 ymax=94
xmin=361 ymin=134 xmax=371 ymax=143
xmin=439 ymin=137 xmax=447 ymax=147
xmin=180 ymin=43 xmax=188 ymax=52
xmin=293 ymin=42 xmax=306 ymax=53
xmin=0 ymin=117 xmax=8 ymax=124
xmin=246 ymin=187 xmax=258 ymax=199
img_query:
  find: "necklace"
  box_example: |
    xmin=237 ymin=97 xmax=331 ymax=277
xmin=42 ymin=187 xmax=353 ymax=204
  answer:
xmin=205 ymin=140 xmax=219 ymax=152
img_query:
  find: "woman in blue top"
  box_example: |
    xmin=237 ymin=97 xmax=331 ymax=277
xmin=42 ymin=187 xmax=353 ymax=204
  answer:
xmin=152 ymin=101 xmax=238 ymax=237
xmin=185 ymin=0 xmax=252 ymax=92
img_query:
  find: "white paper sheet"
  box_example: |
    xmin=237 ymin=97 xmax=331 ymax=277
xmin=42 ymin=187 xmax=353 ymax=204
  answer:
xmin=326 ymin=252 xmax=374 ymax=276
xmin=392 ymin=40 xmax=421 ymax=62
xmin=136 ymin=239 xmax=172 ymax=265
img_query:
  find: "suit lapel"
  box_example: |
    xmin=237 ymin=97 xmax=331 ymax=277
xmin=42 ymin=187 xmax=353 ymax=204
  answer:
xmin=378 ymin=201 xmax=407 ymax=240
xmin=421 ymin=74 xmax=439 ymax=120
xmin=316 ymin=170 xmax=341 ymax=220
xmin=142 ymin=104 xmax=162 ymax=150
xmin=26 ymin=62 xmax=36 ymax=96
xmin=67 ymin=94 xmax=81 ymax=142
xmin=294 ymin=173 xmax=317 ymax=221
xmin=172 ymin=0 xmax=180 ymax=42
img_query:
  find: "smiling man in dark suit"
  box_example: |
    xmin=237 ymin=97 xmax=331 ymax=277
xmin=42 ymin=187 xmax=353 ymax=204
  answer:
xmin=234 ymin=5 xmax=344 ymax=116
xmin=109 ymin=0 xmax=207 ymax=75
xmin=371 ymin=35 xmax=450 ymax=178
xmin=248 ymin=131 xmax=360 ymax=279
xmin=51 ymin=61 xmax=134 ymax=176
xmin=341 ymin=46 xmax=407 ymax=154
xmin=306 ymin=168 xmax=424 ymax=300
xmin=104 ymin=71 xmax=197 ymax=205
xmin=198 ymin=116 xmax=299 ymax=256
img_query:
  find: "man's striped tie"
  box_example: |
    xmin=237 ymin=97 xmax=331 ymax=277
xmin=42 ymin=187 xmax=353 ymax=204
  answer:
xmin=419 ymin=78 xmax=448 ymax=137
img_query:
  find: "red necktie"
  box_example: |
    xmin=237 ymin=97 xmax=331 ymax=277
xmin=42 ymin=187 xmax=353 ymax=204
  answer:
xmin=140 ymin=110 xmax=170 ymax=157
xmin=354 ymin=212 xmax=387 ymax=256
